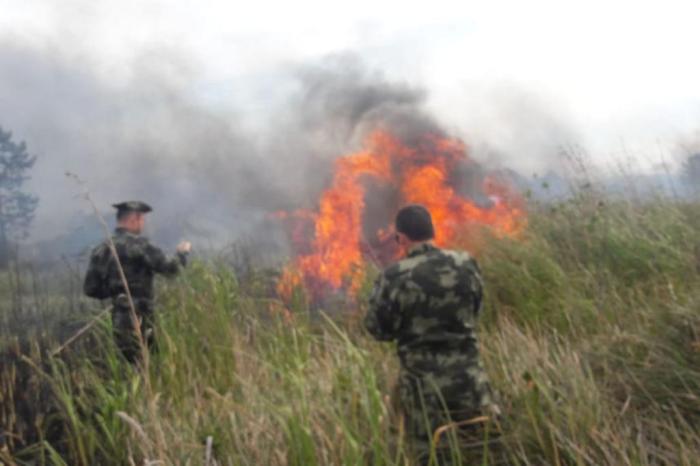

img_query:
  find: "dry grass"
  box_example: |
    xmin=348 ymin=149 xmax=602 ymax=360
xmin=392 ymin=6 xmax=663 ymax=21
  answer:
xmin=1 ymin=192 xmax=700 ymax=465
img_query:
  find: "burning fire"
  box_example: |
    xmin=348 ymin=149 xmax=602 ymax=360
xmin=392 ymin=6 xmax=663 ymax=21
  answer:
xmin=278 ymin=129 xmax=525 ymax=303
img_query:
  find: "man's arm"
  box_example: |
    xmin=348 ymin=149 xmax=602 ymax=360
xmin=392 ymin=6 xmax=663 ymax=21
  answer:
xmin=142 ymin=240 xmax=190 ymax=277
xmin=83 ymin=244 xmax=109 ymax=299
xmin=364 ymin=272 xmax=401 ymax=341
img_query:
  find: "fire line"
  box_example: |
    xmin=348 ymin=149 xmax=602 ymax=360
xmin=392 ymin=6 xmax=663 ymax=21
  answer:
xmin=277 ymin=129 xmax=525 ymax=303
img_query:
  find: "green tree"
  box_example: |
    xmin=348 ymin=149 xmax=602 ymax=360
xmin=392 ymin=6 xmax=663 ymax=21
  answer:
xmin=0 ymin=126 xmax=38 ymax=266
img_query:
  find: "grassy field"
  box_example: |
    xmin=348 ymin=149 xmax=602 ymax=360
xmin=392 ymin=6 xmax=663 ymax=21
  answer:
xmin=1 ymin=187 xmax=700 ymax=465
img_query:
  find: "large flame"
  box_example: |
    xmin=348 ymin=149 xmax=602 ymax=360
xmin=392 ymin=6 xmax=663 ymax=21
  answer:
xmin=278 ymin=129 xmax=524 ymax=303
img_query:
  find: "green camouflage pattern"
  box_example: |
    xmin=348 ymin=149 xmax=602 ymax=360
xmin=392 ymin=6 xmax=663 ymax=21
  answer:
xmin=83 ymin=227 xmax=187 ymax=362
xmin=364 ymin=242 xmax=494 ymax=464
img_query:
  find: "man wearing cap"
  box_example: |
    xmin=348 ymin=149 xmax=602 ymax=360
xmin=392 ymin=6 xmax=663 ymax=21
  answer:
xmin=83 ymin=201 xmax=192 ymax=363
xmin=364 ymin=204 xmax=498 ymax=465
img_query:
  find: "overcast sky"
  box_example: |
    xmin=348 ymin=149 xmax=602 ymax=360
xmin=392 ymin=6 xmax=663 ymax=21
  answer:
xmin=3 ymin=0 xmax=700 ymax=166
xmin=1 ymin=0 xmax=700 ymax=245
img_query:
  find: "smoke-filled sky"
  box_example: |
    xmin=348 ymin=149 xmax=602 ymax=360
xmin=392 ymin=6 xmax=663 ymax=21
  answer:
xmin=1 ymin=0 xmax=699 ymax=243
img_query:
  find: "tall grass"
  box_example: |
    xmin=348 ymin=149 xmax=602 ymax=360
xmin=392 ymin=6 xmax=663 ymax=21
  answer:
xmin=1 ymin=190 xmax=700 ymax=465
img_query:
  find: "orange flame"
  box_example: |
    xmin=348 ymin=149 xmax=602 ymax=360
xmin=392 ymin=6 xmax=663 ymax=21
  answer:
xmin=278 ymin=129 xmax=525 ymax=303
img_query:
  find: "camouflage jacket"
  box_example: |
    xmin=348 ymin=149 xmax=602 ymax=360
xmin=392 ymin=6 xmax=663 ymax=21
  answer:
xmin=83 ymin=228 xmax=187 ymax=302
xmin=364 ymin=243 xmax=484 ymax=366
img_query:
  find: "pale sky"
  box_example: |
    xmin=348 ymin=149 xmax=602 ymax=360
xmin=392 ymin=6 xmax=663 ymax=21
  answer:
xmin=1 ymin=0 xmax=700 ymax=171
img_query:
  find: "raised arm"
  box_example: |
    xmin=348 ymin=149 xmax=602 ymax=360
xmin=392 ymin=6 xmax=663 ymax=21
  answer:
xmin=142 ymin=240 xmax=189 ymax=277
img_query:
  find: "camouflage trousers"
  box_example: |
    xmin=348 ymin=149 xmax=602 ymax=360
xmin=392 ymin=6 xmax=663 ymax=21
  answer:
xmin=398 ymin=349 xmax=496 ymax=466
xmin=111 ymin=295 xmax=157 ymax=364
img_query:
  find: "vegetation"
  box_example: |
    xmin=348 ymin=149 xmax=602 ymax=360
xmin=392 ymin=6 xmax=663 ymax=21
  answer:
xmin=1 ymin=187 xmax=699 ymax=465
xmin=683 ymin=153 xmax=700 ymax=192
xmin=0 ymin=126 xmax=38 ymax=268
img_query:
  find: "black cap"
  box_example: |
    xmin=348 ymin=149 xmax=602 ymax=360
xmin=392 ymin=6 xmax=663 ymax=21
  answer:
xmin=395 ymin=204 xmax=435 ymax=241
xmin=112 ymin=201 xmax=152 ymax=215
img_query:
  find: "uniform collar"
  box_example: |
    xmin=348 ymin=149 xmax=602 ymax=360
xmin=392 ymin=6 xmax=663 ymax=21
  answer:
xmin=114 ymin=227 xmax=139 ymax=236
xmin=406 ymin=242 xmax=438 ymax=258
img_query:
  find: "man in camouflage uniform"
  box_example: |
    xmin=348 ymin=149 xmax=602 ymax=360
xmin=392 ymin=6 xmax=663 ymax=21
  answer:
xmin=83 ymin=201 xmax=191 ymax=363
xmin=365 ymin=205 xmax=497 ymax=465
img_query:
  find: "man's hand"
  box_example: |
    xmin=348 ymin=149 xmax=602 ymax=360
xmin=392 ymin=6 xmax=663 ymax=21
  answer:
xmin=177 ymin=241 xmax=192 ymax=254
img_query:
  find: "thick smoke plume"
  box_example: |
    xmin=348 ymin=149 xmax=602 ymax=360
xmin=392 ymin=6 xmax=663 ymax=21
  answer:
xmin=0 ymin=42 xmax=268 ymax=247
xmin=0 ymin=41 xmax=536 ymax=265
xmin=0 ymin=45 xmax=450 ymax=255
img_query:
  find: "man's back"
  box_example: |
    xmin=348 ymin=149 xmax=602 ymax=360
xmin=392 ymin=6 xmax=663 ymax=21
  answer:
xmin=82 ymin=201 xmax=190 ymax=364
xmin=366 ymin=242 xmax=494 ymax=463
xmin=365 ymin=243 xmax=484 ymax=362
xmin=84 ymin=228 xmax=184 ymax=301
xmin=382 ymin=243 xmax=482 ymax=354
xmin=364 ymin=205 xmax=497 ymax=464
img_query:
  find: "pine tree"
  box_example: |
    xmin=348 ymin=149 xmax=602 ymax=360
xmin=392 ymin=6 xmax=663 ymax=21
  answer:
xmin=0 ymin=126 xmax=39 ymax=266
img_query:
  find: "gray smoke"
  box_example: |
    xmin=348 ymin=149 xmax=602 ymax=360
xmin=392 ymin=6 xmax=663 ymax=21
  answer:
xmin=295 ymin=54 xmax=440 ymax=144
xmin=0 ymin=42 xmax=267 ymax=245
xmin=264 ymin=54 xmax=445 ymax=208
xmin=0 ymin=44 xmax=443 ymax=256
xmin=0 ymin=32 xmax=589 ymax=263
xmin=448 ymin=83 xmax=581 ymax=174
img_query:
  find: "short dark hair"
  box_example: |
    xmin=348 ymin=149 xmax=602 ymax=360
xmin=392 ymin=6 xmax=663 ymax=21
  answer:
xmin=395 ymin=204 xmax=435 ymax=241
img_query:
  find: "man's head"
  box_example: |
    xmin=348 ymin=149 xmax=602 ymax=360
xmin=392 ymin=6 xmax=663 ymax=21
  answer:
xmin=394 ymin=204 xmax=435 ymax=248
xmin=114 ymin=201 xmax=152 ymax=234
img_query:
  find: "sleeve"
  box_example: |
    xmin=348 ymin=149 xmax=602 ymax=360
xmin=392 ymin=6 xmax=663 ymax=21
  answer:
xmin=83 ymin=245 xmax=109 ymax=299
xmin=364 ymin=272 xmax=401 ymax=342
xmin=141 ymin=240 xmax=187 ymax=277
